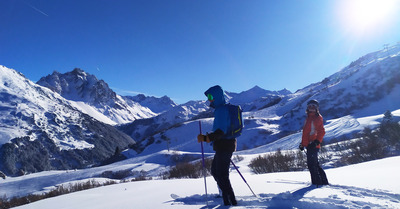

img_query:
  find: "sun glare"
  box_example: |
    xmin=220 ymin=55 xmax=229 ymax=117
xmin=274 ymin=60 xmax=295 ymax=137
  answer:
xmin=337 ymin=0 xmax=399 ymax=36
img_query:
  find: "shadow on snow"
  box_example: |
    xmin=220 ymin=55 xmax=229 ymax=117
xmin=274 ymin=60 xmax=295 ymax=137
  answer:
xmin=168 ymin=183 xmax=400 ymax=209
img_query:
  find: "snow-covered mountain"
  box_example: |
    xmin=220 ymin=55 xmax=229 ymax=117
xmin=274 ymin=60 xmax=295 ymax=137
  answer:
xmin=125 ymin=43 xmax=400 ymax=155
xmin=277 ymin=44 xmax=400 ymax=131
xmin=225 ymin=85 xmax=291 ymax=112
xmin=37 ymin=68 xmax=156 ymax=125
xmin=127 ymin=94 xmax=177 ymax=114
xmin=0 ymin=66 xmax=135 ymax=176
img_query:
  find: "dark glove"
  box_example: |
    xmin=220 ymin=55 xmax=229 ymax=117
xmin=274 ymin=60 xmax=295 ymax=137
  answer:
xmin=197 ymin=134 xmax=210 ymax=143
xmin=308 ymin=140 xmax=320 ymax=149
xmin=197 ymin=134 xmax=205 ymax=143
xmin=299 ymin=143 xmax=304 ymax=151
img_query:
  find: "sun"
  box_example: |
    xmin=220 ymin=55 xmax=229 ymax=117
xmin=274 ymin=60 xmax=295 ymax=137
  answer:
xmin=337 ymin=0 xmax=399 ymax=36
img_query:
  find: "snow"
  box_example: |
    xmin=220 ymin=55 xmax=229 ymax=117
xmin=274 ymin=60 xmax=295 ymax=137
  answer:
xmin=1 ymin=104 xmax=399 ymax=208
xmin=3 ymin=104 xmax=398 ymax=208
xmin=236 ymin=109 xmax=400 ymax=155
xmin=4 ymin=156 xmax=400 ymax=209
xmin=70 ymin=101 xmax=117 ymax=125
xmin=0 ymin=66 xmax=99 ymax=150
xmin=353 ymin=83 xmax=400 ymax=119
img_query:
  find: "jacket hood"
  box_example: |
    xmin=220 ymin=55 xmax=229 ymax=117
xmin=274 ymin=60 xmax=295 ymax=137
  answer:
xmin=204 ymin=85 xmax=226 ymax=108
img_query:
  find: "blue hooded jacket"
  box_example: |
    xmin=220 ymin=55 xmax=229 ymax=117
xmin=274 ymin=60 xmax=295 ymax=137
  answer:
xmin=204 ymin=85 xmax=230 ymax=135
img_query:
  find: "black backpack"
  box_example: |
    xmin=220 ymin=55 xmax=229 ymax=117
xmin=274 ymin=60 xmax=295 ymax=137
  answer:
xmin=225 ymin=104 xmax=243 ymax=139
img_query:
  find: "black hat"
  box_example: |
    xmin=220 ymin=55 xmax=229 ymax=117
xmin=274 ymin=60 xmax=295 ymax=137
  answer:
xmin=307 ymin=99 xmax=319 ymax=107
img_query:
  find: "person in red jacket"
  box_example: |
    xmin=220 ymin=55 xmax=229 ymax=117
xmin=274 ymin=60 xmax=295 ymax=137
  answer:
xmin=299 ymin=99 xmax=329 ymax=187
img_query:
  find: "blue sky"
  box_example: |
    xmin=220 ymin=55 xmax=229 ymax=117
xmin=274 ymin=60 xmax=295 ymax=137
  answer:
xmin=1 ymin=0 xmax=400 ymax=103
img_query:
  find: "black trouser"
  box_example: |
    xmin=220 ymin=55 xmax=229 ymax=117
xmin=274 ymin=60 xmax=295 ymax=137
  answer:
xmin=211 ymin=151 xmax=236 ymax=205
xmin=306 ymin=146 xmax=329 ymax=185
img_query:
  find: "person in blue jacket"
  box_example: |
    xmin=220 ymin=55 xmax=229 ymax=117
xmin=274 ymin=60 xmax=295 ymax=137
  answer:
xmin=197 ymin=85 xmax=237 ymax=206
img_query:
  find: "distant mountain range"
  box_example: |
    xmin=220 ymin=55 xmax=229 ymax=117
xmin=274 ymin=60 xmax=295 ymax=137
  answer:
xmin=127 ymin=94 xmax=177 ymax=114
xmin=0 ymin=43 xmax=399 ymax=176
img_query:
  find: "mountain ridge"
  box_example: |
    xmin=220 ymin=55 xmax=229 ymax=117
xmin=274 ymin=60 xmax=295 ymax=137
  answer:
xmin=37 ymin=68 xmax=156 ymax=125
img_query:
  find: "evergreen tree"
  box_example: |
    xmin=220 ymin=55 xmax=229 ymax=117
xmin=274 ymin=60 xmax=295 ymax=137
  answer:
xmin=382 ymin=110 xmax=393 ymax=123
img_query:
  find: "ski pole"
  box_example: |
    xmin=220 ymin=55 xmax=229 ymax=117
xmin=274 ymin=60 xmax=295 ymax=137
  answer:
xmin=230 ymin=160 xmax=258 ymax=198
xmin=199 ymin=121 xmax=209 ymax=205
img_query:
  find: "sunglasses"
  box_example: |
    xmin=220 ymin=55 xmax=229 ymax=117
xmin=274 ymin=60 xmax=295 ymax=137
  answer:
xmin=307 ymin=104 xmax=318 ymax=108
xmin=207 ymin=94 xmax=214 ymax=101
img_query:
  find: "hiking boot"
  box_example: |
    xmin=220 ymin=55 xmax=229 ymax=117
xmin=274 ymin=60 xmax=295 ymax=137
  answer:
xmin=223 ymin=199 xmax=231 ymax=206
xmin=222 ymin=194 xmax=237 ymax=206
xmin=230 ymin=198 xmax=237 ymax=206
xmin=223 ymin=194 xmax=230 ymax=206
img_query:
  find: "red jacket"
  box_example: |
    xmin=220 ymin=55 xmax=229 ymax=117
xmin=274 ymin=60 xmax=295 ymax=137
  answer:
xmin=301 ymin=112 xmax=325 ymax=148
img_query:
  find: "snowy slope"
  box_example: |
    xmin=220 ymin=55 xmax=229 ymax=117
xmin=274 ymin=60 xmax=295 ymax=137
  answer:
xmin=0 ymin=66 xmax=135 ymax=175
xmin=2 ymin=108 xmax=395 ymax=199
xmin=239 ymin=109 xmax=400 ymax=154
xmin=6 ymin=156 xmax=400 ymax=209
xmin=0 ymin=66 xmax=88 ymax=148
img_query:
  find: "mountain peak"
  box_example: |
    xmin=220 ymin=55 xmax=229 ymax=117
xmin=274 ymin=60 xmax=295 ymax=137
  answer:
xmin=71 ymin=68 xmax=86 ymax=76
xmin=37 ymin=68 xmax=115 ymax=104
xmin=36 ymin=69 xmax=156 ymax=124
xmin=244 ymin=85 xmax=269 ymax=94
xmin=128 ymin=94 xmax=177 ymax=114
xmin=278 ymin=88 xmax=291 ymax=95
xmin=52 ymin=70 xmax=61 ymax=75
xmin=250 ymin=85 xmax=263 ymax=91
xmin=240 ymin=85 xmax=290 ymax=96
